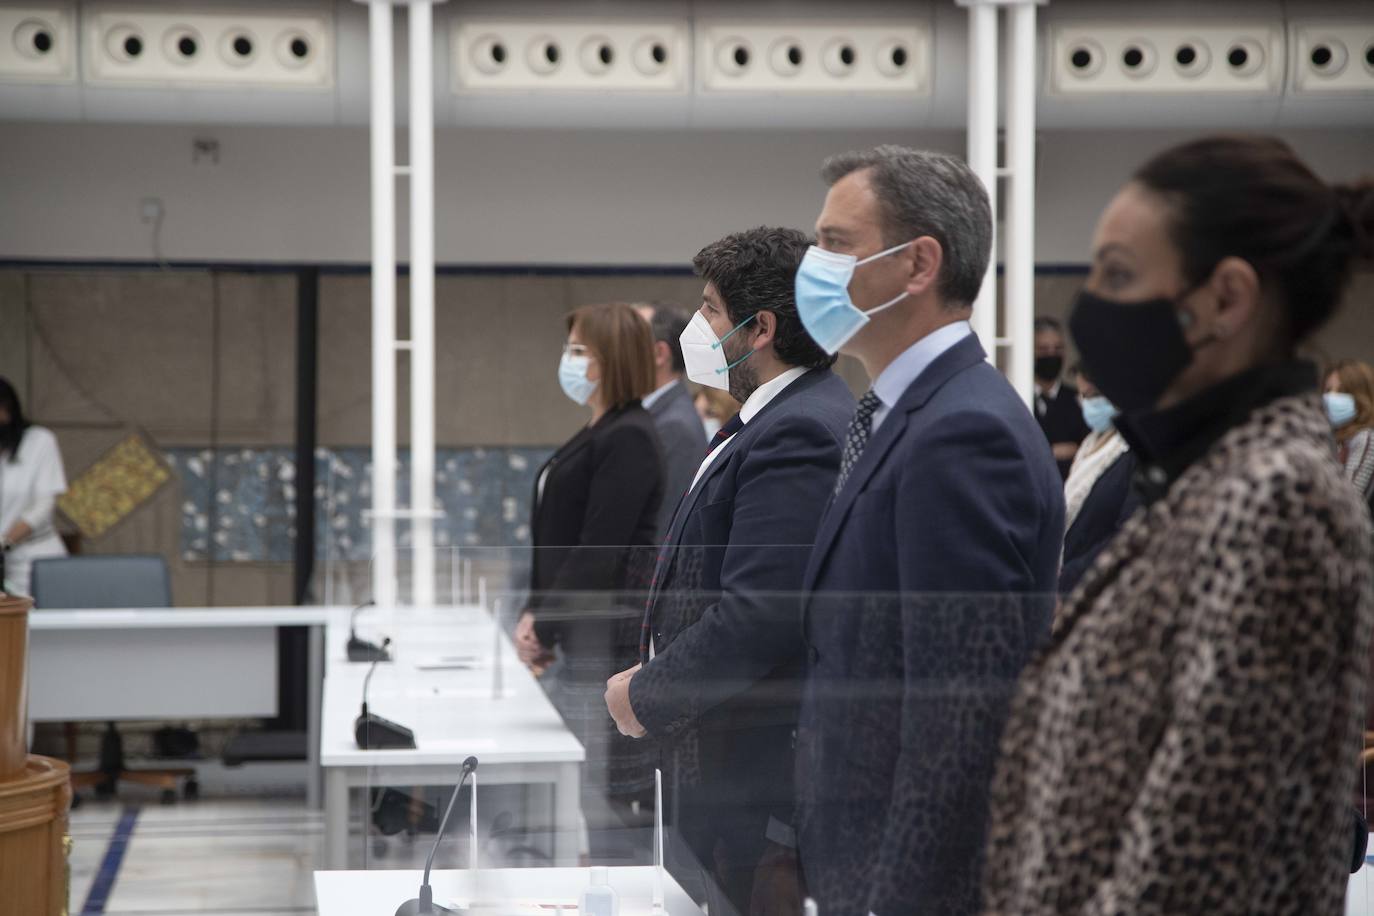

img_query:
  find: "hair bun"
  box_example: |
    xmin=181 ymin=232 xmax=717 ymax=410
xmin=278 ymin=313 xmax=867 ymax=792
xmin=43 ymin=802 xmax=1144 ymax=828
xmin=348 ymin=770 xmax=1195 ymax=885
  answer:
xmin=1334 ymin=178 xmax=1374 ymax=262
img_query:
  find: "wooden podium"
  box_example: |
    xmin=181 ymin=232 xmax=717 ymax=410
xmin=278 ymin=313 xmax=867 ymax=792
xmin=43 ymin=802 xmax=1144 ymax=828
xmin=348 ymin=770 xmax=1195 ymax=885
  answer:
xmin=0 ymin=594 xmax=70 ymax=916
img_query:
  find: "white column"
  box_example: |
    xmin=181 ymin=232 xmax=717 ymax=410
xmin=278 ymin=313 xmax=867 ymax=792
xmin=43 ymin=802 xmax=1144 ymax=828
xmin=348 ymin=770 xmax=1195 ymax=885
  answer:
xmin=409 ymin=0 xmax=436 ymax=607
xmin=367 ymin=0 xmax=397 ymax=610
xmin=1005 ymin=2 xmax=1038 ymax=405
xmin=963 ymin=1 xmax=999 ymax=356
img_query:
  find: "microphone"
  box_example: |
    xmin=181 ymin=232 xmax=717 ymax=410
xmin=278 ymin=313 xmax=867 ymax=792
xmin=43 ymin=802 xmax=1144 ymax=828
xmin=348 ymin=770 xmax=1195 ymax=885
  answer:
xmin=396 ymin=756 xmax=479 ymax=916
xmin=354 ymin=639 xmax=416 ymax=750
xmin=347 ymin=599 xmax=391 ymax=662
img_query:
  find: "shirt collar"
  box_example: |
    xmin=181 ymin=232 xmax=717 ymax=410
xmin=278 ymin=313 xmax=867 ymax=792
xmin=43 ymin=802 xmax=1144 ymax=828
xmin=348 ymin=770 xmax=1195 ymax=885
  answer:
xmin=1115 ymin=360 xmax=1318 ymax=503
xmin=739 ymin=366 xmax=809 ymax=424
xmin=642 ymin=378 xmax=680 ymax=411
xmin=872 ymin=321 xmax=973 ymax=412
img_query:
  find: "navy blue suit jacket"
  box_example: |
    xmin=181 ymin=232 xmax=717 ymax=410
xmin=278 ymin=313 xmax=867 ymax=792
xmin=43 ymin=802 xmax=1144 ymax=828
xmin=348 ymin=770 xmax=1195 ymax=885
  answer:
xmin=796 ymin=334 xmax=1065 ymax=916
xmin=628 ymin=368 xmax=854 ymax=860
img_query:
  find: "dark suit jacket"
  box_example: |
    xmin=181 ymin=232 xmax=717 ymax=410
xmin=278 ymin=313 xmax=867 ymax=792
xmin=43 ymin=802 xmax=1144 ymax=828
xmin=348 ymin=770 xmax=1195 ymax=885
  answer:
xmin=796 ymin=334 xmax=1064 ymax=916
xmin=1058 ymin=448 xmax=1140 ymax=595
xmin=647 ymin=379 xmax=709 ymax=542
xmin=530 ymin=402 xmax=664 ymax=679
xmin=1036 ymin=382 xmax=1090 ymax=479
xmin=628 ymin=369 xmax=854 ymax=871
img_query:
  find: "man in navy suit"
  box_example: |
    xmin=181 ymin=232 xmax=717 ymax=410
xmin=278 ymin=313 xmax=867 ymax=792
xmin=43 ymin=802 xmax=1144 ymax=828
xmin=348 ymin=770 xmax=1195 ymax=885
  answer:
xmin=792 ymin=146 xmax=1065 ymax=916
xmin=604 ymin=226 xmax=855 ymax=916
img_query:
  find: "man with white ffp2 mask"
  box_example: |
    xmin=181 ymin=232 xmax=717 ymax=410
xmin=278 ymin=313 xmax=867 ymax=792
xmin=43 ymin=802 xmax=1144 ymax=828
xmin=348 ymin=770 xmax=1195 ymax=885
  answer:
xmin=603 ymin=226 xmax=854 ymax=916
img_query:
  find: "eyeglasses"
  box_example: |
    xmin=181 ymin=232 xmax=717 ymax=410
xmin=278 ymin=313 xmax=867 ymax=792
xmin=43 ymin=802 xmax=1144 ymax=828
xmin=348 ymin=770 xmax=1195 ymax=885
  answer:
xmin=562 ymin=343 xmax=590 ymax=358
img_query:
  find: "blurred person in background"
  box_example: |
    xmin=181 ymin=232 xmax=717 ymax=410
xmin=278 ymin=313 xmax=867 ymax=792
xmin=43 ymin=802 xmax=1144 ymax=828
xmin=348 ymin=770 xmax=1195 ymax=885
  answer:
xmin=1058 ymin=365 xmax=1139 ymax=595
xmin=1324 ymin=359 xmax=1374 ymax=507
xmin=985 ymin=135 xmax=1374 ymax=916
xmin=694 ymin=386 xmax=739 ymax=441
xmin=0 ymin=375 xmax=68 ymax=598
xmin=1033 ymin=316 xmax=1091 ymax=479
xmin=635 ymin=302 xmax=709 ymax=542
xmin=514 ymin=302 xmax=665 ymax=854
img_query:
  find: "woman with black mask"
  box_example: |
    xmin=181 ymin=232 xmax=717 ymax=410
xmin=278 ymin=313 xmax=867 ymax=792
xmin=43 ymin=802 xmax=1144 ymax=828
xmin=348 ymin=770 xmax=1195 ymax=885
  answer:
xmin=983 ymin=136 xmax=1374 ymax=915
xmin=0 ymin=376 xmax=69 ymax=597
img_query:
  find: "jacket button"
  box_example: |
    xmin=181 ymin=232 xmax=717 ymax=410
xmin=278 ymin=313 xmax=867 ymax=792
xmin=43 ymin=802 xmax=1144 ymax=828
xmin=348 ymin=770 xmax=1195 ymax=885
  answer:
xmin=808 ymin=646 xmax=820 ymax=664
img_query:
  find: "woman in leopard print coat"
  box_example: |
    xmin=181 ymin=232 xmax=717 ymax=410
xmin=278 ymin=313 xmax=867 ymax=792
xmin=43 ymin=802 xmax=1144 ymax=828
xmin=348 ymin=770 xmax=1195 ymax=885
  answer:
xmin=983 ymin=136 xmax=1374 ymax=915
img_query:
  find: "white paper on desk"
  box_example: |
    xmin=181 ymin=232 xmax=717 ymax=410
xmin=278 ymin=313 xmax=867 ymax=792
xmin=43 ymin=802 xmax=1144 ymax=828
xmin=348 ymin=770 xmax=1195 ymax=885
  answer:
xmin=407 ymin=686 xmax=515 ymax=700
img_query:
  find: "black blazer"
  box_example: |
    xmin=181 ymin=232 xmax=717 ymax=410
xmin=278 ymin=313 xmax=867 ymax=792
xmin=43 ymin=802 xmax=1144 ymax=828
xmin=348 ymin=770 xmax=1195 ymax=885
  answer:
xmin=530 ymin=402 xmax=664 ymax=669
xmin=1058 ymin=447 xmax=1141 ymax=595
xmin=627 ymin=369 xmax=854 ymax=864
xmin=797 ymin=334 xmax=1065 ymax=916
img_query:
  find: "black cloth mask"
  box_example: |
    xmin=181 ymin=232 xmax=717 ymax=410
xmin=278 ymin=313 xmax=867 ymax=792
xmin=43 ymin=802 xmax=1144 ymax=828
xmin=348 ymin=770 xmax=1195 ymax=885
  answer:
xmin=1033 ymin=355 xmax=1064 ymax=384
xmin=1068 ymin=288 xmax=1207 ymax=413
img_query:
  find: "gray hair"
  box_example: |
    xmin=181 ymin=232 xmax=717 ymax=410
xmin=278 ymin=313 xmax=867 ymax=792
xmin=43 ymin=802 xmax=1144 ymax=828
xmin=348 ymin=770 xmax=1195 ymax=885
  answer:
xmin=820 ymin=145 xmax=992 ymax=307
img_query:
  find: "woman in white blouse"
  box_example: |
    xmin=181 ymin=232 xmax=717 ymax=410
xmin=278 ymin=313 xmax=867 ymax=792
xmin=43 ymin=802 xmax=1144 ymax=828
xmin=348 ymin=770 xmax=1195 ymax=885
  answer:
xmin=0 ymin=377 xmax=69 ymax=598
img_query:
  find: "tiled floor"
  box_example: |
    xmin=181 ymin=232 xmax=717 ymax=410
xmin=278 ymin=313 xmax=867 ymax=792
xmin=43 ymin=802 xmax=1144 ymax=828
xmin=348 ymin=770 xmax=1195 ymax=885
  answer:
xmin=70 ymin=795 xmax=322 ymax=915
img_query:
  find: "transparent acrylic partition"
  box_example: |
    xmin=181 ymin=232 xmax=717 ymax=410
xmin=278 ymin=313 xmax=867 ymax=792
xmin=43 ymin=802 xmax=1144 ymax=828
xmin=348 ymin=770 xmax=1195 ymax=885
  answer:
xmin=321 ymin=543 xmax=1056 ymax=916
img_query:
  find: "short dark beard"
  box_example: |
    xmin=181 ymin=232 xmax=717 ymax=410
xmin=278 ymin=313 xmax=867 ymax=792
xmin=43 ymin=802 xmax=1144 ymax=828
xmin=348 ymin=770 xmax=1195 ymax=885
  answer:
xmin=723 ymin=333 xmax=760 ymax=405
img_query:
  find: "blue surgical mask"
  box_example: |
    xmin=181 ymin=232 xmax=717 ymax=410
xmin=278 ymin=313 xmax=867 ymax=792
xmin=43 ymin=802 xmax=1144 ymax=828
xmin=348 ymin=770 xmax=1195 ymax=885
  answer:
xmin=1325 ymin=392 xmax=1357 ymax=428
xmin=794 ymin=241 xmax=913 ymax=355
xmin=1080 ymin=396 xmax=1119 ymax=434
xmin=558 ymin=352 xmax=598 ymax=406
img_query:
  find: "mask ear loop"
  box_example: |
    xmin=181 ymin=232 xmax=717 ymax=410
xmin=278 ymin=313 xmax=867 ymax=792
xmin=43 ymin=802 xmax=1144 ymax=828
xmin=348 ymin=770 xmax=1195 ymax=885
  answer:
xmin=851 ymin=240 xmax=916 ymax=318
xmin=713 ymin=313 xmax=760 ymax=376
xmin=710 ymin=312 xmax=758 ymax=352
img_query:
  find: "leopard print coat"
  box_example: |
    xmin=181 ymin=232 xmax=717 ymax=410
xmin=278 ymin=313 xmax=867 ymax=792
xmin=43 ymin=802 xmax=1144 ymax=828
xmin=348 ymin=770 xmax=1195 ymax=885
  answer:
xmin=983 ymin=393 xmax=1374 ymax=915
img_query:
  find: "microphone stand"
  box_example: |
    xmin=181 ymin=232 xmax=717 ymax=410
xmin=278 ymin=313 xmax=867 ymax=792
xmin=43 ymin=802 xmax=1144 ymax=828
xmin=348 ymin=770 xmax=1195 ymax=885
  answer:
xmin=396 ymin=756 xmax=479 ymax=915
xmin=347 ymin=599 xmax=391 ymax=662
xmin=354 ymin=640 xmax=415 ymax=749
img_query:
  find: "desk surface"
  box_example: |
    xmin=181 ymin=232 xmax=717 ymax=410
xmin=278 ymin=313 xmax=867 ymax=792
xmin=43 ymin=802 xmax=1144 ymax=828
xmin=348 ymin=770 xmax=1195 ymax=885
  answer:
xmin=315 ymin=866 xmax=700 ymax=916
xmin=321 ymin=608 xmax=584 ymax=769
xmin=27 ymin=605 xmax=345 ymax=630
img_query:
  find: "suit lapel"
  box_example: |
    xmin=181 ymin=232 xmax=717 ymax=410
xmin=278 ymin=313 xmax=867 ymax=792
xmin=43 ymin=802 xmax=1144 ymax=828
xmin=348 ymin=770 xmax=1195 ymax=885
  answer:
xmin=802 ymin=334 xmax=988 ymax=594
xmin=648 ymin=369 xmax=827 ymax=617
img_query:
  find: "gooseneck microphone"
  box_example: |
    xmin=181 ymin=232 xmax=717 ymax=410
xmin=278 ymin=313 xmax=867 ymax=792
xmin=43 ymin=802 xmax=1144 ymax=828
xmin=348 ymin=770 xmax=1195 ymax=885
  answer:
xmin=347 ymin=599 xmax=391 ymax=662
xmin=396 ymin=756 xmax=480 ymax=916
xmin=354 ymin=639 xmax=416 ymax=749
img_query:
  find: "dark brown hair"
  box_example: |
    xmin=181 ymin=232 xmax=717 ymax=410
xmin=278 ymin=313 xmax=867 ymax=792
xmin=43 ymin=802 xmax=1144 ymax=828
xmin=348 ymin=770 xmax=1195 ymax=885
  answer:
xmin=693 ymin=226 xmax=835 ymax=371
xmin=566 ymin=302 xmax=656 ymax=409
xmin=1328 ymin=359 xmax=1374 ymax=443
xmin=0 ymin=376 xmax=28 ymax=462
xmin=1133 ymin=135 xmax=1374 ymax=345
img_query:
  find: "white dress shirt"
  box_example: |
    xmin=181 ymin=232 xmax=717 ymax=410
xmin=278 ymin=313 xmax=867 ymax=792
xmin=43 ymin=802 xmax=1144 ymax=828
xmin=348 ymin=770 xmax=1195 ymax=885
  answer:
xmin=641 ymin=378 xmax=679 ymax=411
xmin=869 ymin=321 xmax=973 ymax=433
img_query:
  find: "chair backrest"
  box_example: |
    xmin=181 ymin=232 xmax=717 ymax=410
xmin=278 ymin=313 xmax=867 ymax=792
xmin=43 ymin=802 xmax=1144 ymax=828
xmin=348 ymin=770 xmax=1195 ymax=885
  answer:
xmin=30 ymin=555 xmax=172 ymax=610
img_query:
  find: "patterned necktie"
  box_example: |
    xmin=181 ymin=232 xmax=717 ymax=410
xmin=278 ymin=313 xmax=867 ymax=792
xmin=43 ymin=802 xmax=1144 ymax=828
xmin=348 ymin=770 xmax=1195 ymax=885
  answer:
xmin=834 ymin=390 xmax=882 ymax=496
xmin=707 ymin=413 xmax=744 ymax=455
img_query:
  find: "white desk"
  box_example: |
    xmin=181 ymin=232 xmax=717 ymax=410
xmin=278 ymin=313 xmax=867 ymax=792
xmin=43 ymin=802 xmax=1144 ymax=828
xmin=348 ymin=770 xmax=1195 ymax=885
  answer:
xmin=315 ymin=866 xmax=701 ymax=916
xmin=321 ymin=607 xmax=585 ymax=869
xmin=28 ymin=605 xmax=342 ymax=807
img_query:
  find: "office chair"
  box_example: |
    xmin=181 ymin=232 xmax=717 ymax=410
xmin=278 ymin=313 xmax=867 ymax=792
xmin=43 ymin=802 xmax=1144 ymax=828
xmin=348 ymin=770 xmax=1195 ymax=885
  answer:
xmin=31 ymin=554 xmax=198 ymax=804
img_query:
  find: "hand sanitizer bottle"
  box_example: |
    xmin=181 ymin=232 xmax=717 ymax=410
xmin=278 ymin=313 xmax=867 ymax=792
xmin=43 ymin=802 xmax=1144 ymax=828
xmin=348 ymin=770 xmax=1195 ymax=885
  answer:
xmin=580 ymin=866 xmax=619 ymax=916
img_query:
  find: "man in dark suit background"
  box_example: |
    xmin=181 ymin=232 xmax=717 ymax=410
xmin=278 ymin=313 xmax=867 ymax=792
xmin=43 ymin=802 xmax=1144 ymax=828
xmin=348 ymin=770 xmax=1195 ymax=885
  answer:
xmin=635 ymin=302 xmax=709 ymax=542
xmin=1033 ymin=315 xmax=1091 ymax=478
xmin=605 ymin=227 xmax=854 ymax=916
xmin=792 ymin=146 xmax=1065 ymax=916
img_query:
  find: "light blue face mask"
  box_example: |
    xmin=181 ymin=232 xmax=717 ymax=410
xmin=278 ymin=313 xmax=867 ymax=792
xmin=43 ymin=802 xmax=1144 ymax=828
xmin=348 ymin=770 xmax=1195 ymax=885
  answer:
xmin=1080 ymin=396 xmax=1119 ymax=435
xmin=1325 ymin=392 xmax=1357 ymax=428
xmin=558 ymin=351 xmax=598 ymax=406
xmin=794 ymin=241 xmax=913 ymax=355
